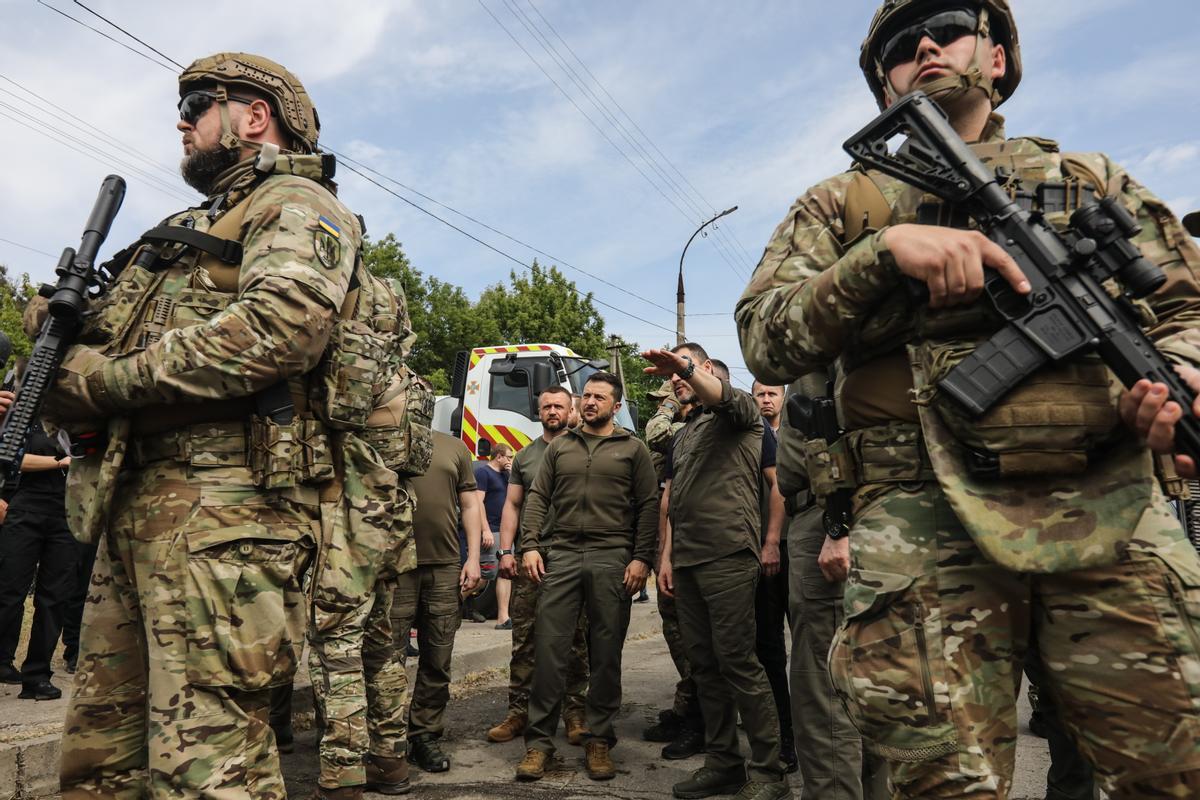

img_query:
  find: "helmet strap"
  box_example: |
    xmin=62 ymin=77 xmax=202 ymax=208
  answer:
xmin=212 ymin=85 xmax=241 ymax=151
xmin=881 ymin=7 xmax=1002 ymax=110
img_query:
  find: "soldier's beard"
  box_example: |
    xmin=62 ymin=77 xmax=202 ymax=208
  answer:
xmin=542 ymin=417 xmax=567 ymax=433
xmin=181 ymin=145 xmax=241 ymax=195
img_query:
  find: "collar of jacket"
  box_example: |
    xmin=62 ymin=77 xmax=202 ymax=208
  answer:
xmin=565 ymin=424 xmax=632 ymax=442
xmin=205 ymin=152 xmax=333 ymax=210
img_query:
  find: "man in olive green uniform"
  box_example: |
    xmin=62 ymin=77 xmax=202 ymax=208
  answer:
xmin=641 ymin=382 xmax=702 ymax=755
xmin=776 ymin=378 xmax=889 ymax=800
xmin=491 ymin=385 xmax=590 ymax=745
xmin=648 ymin=343 xmax=790 ymax=800
xmin=514 ymin=373 xmax=658 ymax=782
xmin=45 ymin=54 xmax=413 ymax=800
xmin=373 ymin=430 xmax=483 ymax=775
xmin=737 ymin=2 xmax=1200 ymax=796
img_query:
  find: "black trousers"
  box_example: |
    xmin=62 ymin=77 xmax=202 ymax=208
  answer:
xmin=61 ymin=541 xmax=98 ymax=662
xmin=0 ymin=499 xmax=77 ymax=682
xmin=754 ymin=540 xmax=792 ymax=745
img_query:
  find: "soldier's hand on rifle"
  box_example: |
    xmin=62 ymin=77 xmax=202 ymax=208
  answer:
xmin=522 ymin=549 xmax=546 ymax=585
xmin=818 ymin=534 xmax=851 ymax=583
xmin=1120 ymin=366 xmax=1200 ymax=478
xmin=40 ymin=345 xmax=116 ymax=422
xmin=0 ymin=390 xmax=13 ymax=417
xmin=623 ymin=559 xmax=650 ymax=595
xmin=883 ymin=224 xmax=1030 ymax=309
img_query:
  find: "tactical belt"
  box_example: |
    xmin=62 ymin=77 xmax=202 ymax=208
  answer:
xmin=128 ymin=421 xmax=249 ymax=468
xmin=141 ymin=226 xmax=243 ymax=264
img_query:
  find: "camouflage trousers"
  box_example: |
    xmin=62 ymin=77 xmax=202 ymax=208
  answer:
xmin=829 ymin=480 xmax=1200 ymax=799
xmin=656 ymin=578 xmax=699 ymax=719
xmin=308 ymin=476 xmax=416 ymax=790
xmin=507 ymin=565 xmax=588 ymax=718
xmin=60 ymin=462 xmax=314 ymax=800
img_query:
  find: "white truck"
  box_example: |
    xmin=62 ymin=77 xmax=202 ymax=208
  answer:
xmin=436 ymin=343 xmax=637 ymax=457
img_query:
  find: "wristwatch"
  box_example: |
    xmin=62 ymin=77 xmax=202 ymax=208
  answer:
xmin=675 ymin=354 xmax=696 ymax=380
xmin=497 ymin=548 xmax=514 ymax=558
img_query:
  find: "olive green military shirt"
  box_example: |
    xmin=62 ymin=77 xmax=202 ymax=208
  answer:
xmin=521 ymin=425 xmax=659 ymax=565
xmin=411 ymin=431 xmax=476 ymax=566
xmin=667 ymin=380 xmax=764 ymax=569
xmin=509 ymin=435 xmax=551 ymax=552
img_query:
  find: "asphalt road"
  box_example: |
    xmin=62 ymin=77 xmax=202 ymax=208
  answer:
xmin=280 ymin=629 xmax=1063 ymax=799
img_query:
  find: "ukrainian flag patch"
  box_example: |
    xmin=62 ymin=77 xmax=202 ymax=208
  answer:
xmin=318 ymin=216 xmax=341 ymax=238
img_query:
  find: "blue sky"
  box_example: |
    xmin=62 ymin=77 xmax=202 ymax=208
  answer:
xmin=0 ymin=0 xmax=1197 ymax=384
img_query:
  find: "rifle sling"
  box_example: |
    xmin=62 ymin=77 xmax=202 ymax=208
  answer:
xmin=142 ymin=226 xmax=243 ymax=265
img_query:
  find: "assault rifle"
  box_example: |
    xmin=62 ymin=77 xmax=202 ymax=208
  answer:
xmin=843 ymin=91 xmax=1200 ymax=462
xmin=0 ymin=175 xmax=126 ymax=490
xmin=786 ymin=388 xmax=851 ymax=539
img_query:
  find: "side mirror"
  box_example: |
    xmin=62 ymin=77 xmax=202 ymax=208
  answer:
xmin=488 ymin=354 xmax=518 ymax=376
xmin=529 ymin=362 xmax=557 ymax=418
xmin=477 ymin=438 xmax=493 ymax=459
xmin=590 ymin=358 xmax=610 ymax=370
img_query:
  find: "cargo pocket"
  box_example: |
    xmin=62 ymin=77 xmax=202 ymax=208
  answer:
xmin=1153 ymin=541 xmax=1200 ymax=687
xmin=801 ymin=575 xmax=843 ymax=657
xmin=829 ymin=569 xmax=958 ymax=763
xmin=316 ymin=320 xmax=395 ymax=429
xmin=183 ymin=510 xmax=314 ymax=691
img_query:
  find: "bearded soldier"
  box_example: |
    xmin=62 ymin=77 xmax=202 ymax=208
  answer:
xmin=45 ymin=54 xmax=415 ymax=800
xmin=738 ymin=3 xmax=1200 ymax=798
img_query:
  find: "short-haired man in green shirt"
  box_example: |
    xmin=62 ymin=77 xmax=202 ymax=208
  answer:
xmin=488 ymin=386 xmax=591 ymax=746
xmin=514 ymin=373 xmax=659 ymax=783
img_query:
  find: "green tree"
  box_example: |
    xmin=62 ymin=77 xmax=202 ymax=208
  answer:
xmin=361 ymin=234 xmax=478 ymax=393
xmin=0 ymin=265 xmax=34 ymax=373
xmin=475 ymin=260 xmax=607 ymax=359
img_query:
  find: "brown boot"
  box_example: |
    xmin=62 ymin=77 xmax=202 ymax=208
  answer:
xmin=365 ymin=755 xmax=411 ymax=795
xmin=564 ymin=712 xmax=590 ymax=746
xmin=584 ymin=739 xmax=616 ymax=781
xmin=487 ymin=711 xmax=527 ymax=743
xmin=311 ymin=787 xmax=363 ymax=800
xmin=515 ymin=747 xmax=550 ymax=781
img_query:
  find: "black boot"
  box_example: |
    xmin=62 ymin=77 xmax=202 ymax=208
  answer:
xmin=409 ymin=734 xmax=450 ymax=773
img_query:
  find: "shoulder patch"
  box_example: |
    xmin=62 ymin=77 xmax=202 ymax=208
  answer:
xmin=314 ymin=225 xmax=341 ymax=269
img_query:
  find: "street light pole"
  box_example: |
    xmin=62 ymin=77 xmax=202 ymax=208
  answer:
xmin=677 ymin=205 xmax=738 ymax=346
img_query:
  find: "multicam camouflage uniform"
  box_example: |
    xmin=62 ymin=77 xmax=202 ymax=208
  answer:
xmin=736 ymin=3 xmax=1200 ymax=796
xmin=48 ymin=53 xmax=411 ymax=800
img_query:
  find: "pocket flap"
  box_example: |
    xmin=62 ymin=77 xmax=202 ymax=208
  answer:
xmin=186 ymin=523 xmax=313 ymax=555
xmin=843 ymin=569 xmax=916 ymax=620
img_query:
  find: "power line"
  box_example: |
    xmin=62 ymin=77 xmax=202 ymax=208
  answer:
xmin=0 ymin=108 xmax=195 ymax=203
xmin=337 ymin=159 xmax=678 ymax=336
xmin=35 ymin=1 xmax=177 ymax=72
xmin=0 ymin=237 xmax=57 ymax=259
xmin=71 ymin=0 xmax=185 ymax=69
xmin=328 ymin=147 xmax=675 ymax=315
xmin=524 ymin=0 xmax=758 ymax=273
xmin=29 ymin=7 xmax=689 ymax=338
xmin=494 ymin=0 xmax=750 ymax=282
xmin=0 ymin=74 xmax=182 ymax=181
xmin=0 ymin=98 xmax=193 ymax=202
xmin=475 ymin=0 xmax=703 ymax=231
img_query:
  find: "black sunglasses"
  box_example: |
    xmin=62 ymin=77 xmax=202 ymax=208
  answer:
xmin=177 ymin=90 xmax=253 ymax=126
xmin=878 ymin=8 xmax=980 ymax=72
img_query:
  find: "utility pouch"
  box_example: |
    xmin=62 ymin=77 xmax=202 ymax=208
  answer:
xmin=315 ymin=319 xmax=396 ymax=429
xmin=80 ymin=258 xmax=164 ymax=349
xmin=363 ymin=369 xmax=434 ymax=478
xmin=916 ymin=337 xmax=1123 ymax=478
xmin=249 ymin=416 xmax=334 ymax=490
xmin=65 ymin=417 xmax=130 ymax=545
xmin=800 ymin=436 xmax=857 ymax=503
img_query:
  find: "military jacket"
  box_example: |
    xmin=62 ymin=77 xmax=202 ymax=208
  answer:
xmin=736 ymin=115 xmax=1200 ymax=572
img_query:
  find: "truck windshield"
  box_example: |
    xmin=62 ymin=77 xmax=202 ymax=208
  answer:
xmin=564 ymin=358 xmax=637 ymax=432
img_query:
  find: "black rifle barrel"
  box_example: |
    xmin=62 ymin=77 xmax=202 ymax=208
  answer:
xmin=0 ymin=175 xmax=126 ymax=489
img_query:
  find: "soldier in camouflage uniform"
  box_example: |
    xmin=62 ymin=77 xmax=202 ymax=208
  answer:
xmin=737 ymin=2 xmax=1200 ymax=797
xmin=44 ymin=54 xmax=413 ymax=800
xmin=641 ymin=382 xmax=703 ymax=757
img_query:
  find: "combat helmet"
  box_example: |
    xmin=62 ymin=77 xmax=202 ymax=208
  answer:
xmin=860 ymin=0 xmax=1022 ymax=110
xmin=179 ymin=52 xmax=320 ymax=153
